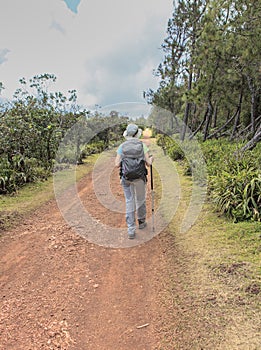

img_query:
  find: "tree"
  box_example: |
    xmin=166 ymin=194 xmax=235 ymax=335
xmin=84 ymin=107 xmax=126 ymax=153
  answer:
xmin=147 ymin=0 xmax=261 ymax=146
xmin=0 ymin=74 xmax=93 ymax=193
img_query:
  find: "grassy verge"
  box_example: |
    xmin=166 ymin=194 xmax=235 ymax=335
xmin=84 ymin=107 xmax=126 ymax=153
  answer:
xmin=0 ymin=155 xmax=98 ymax=232
xmin=177 ymin=164 xmax=260 ymax=278
xmin=158 ymin=161 xmax=261 ymax=349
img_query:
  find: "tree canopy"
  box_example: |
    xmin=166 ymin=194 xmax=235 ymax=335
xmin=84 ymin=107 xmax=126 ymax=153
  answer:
xmin=146 ymin=0 xmax=261 ymax=147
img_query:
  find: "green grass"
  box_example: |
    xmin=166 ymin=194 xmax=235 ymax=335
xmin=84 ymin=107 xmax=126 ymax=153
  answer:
xmin=170 ymin=163 xmax=261 ymax=287
xmin=152 ymin=142 xmax=260 ymax=282
xmin=160 ymin=162 xmax=261 ymax=349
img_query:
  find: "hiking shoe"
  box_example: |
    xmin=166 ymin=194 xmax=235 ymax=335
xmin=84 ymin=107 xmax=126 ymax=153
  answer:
xmin=128 ymin=231 xmax=135 ymax=239
xmin=138 ymin=220 xmax=147 ymax=229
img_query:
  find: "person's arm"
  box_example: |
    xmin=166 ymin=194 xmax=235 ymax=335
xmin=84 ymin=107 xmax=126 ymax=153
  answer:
xmin=115 ymin=153 xmax=121 ymax=167
xmin=115 ymin=145 xmax=122 ymax=167
xmin=143 ymin=143 xmax=153 ymax=166
xmin=145 ymin=152 xmax=153 ymax=166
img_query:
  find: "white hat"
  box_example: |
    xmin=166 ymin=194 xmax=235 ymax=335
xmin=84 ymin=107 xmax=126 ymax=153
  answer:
xmin=123 ymin=123 xmax=142 ymax=139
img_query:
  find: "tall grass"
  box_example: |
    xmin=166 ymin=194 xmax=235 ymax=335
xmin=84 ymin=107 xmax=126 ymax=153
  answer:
xmin=156 ymin=135 xmax=261 ymax=222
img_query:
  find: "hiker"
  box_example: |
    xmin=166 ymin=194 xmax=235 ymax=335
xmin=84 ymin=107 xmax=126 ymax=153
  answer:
xmin=115 ymin=123 xmax=153 ymax=239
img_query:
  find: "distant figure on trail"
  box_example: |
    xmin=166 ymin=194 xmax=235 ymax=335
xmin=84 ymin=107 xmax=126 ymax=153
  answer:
xmin=115 ymin=123 xmax=153 ymax=239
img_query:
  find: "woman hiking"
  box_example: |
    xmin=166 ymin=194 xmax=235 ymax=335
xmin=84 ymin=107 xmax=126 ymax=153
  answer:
xmin=115 ymin=123 xmax=153 ymax=239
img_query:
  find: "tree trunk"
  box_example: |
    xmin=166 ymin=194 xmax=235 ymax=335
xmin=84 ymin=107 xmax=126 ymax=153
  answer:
xmin=230 ymin=86 xmax=244 ymax=140
xmin=212 ymin=103 xmax=218 ymax=128
xmin=203 ymin=101 xmax=213 ymax=141
xmin=191 ymin=103 xmax=197 ymax=128
xmin=239 ymin=125 xmax=261 ymax=153
xmin=247 ymin=76 xmax=258 ymax=135
xmin=172 ymin=112 xmax=181 ymax=131
xmin=181 ymin=70 xmax=193 ymax=141
xmin=181 ymin=101 xmax=191 ymax=140
xmin=202 ymin=60 xmax=219 ymax=141
xmin=237 ymin=115 xmax=261 ymax=138
xmin=207 ymin=108 xmax=239 ymax=140
xmin=189 ymin=108 xmax=207 ymax=140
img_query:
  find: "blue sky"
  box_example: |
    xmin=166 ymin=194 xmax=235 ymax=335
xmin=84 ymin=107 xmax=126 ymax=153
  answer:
xmin=63 ymin=0 xmax=81 ymax=13
xmin=0 ymin=0 xmax=173 ymax=109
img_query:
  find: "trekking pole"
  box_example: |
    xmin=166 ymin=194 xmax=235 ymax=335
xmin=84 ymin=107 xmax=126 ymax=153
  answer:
xmin=150 ymin=159 xmax=155 ymax=232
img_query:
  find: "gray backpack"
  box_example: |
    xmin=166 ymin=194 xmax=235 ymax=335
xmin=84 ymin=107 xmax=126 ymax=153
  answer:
xmin=120 ymin=139 xmax=147 ymax=181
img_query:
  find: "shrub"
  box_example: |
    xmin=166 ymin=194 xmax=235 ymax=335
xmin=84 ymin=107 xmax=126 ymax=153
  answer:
xmin=210 ymin=164 xmax=260 ymax=222
xmin=168 ymin=143 xmax=185 ymax=161
xmin=156 ymin=134 xmax=184 ymax=160
xmin=0 ymin=156 xmax=49 ymax=194
xmin=81 ymin=141 xmax=107 ymax=157
xmin=156 ymin=134 xmax=172 ymax=150
xmin=206 ymin=143 xmax=260 ymax=222
xmin=156 ymin=134 xmax=260 ymax=222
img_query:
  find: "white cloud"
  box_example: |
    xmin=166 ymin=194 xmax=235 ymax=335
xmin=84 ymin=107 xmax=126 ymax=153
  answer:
xmin=0 ymin=0 xmax=172 ymax=108
xmin=50 ymin=20 xmax=66 ymax=35
xmin=0 ymin=49 xmax=10 ymax=64
xmin=63 ymin=0 xmax=81 ymax=13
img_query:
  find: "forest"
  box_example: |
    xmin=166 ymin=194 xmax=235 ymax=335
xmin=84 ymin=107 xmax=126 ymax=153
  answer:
xmin=145 ymin=0 xmax=261 ymax=145
xmin=0 ymin=0 xmax=260 ymax=223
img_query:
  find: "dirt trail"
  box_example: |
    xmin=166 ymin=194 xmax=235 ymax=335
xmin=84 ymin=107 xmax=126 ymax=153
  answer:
xmin=1 ymin=143 xmax=260 ymax=350
xmin=0 ymin=147 xmax=169 ymax=350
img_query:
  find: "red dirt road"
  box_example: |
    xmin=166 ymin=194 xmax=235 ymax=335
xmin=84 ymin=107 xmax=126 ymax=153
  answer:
xmin=0 ymin=158 xmax=170 ymax=349
xmin=1 ymin=148 xmax=261 ymax=350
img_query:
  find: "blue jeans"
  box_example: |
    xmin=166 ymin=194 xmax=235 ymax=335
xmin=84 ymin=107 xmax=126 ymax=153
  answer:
xmin=121 ymin=178 xmax=146 ymax=235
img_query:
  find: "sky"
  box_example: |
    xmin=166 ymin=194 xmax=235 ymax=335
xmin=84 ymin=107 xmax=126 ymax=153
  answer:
xmin=0 ymin=0 xmax=173 ymax=110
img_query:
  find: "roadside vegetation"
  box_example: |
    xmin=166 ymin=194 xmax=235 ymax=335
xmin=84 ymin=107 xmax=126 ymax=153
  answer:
xmin=156 ymin=134 xmax=260 ymax=222
xmin=0 ymin=74 xmax=128 ymax=230
xmin=144 ymin=0 xmax=261 ymax=225
xmin=142 ymin=0 xmax=260 ymax=276
xmin=0 ymin=74 xmax=128 ymax=195
xmin=145 ymin=2 xmax=261 ymax=330
xmin=158 ymin=165 xmax=261 ymax=349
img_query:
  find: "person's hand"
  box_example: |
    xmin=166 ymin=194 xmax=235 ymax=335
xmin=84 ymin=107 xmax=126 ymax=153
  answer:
xmin=149 ymin=155 xmax=154 ymax=164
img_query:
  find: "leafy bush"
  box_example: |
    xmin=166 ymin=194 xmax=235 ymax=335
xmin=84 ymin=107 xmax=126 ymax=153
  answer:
xmin=156 ymin=134 xmax=172 ymax=150
xmin=203 ymin=141 xmax=260 ymax=221
xmin=200 ymin=139 xmax=245 ymax=176
xmin=210 ymin=165 xmax=260 ymax=222
xmin=156 ymin=134 xmax=184 ymax=160
xmin=56 ymin=145 xmax=80 ymax=164
xmin=156 ymin=134 xmax=260 ymax=222
xmin=82 ymin=141 xmax=106 ymax=157
xmin=0 ymin=74 xmax=130 ymax=194
xmin=157 ymin=133 xmax=207 ymax=183
xmin=0 ymin=156 xmax=49 ymax=194
xmin=168 ymin=143 xmax=185 ymax=161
